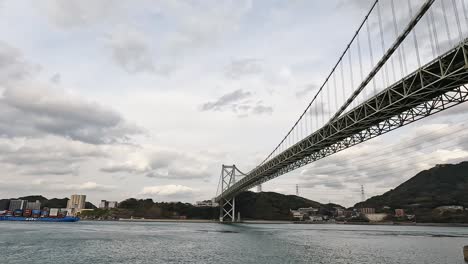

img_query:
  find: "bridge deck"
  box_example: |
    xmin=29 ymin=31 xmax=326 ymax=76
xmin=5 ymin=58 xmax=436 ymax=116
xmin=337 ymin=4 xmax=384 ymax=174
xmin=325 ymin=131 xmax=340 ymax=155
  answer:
xmin=216 ymin=40 xmax=468 ymax=201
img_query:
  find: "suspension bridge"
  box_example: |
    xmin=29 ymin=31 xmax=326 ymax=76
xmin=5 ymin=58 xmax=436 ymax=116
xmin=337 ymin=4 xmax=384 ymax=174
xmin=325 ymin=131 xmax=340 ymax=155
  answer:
xmin=215 ymin=0 xmax=468 ymax=222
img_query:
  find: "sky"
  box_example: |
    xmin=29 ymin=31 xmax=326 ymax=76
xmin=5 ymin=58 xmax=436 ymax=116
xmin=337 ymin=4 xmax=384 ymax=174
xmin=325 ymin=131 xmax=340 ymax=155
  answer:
xmin=0 ymin=0 xmax=467 ymax=207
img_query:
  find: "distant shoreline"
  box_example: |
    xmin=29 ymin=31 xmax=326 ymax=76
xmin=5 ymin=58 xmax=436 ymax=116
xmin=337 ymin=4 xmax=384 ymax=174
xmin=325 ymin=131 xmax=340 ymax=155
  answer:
xmin=116 ymin=218 xmax=216 ymax=223
xmin=83 ymin=219 xmax=468 ymax=227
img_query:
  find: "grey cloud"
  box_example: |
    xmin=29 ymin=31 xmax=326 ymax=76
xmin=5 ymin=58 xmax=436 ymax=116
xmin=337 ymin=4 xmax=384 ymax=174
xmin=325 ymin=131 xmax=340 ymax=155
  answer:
xmin=225 ymin=59 xmax=263 ymax=79
xmin=146 ymin=167 xmax=208 ymax=180
xmin=107 ymin=27 xmax=174 ymax=75
xmin=0 ymin=41 xmax=37 ymax=84
xmin=336 ymin=0 xmax=374 ymax=10
xmin=0 ymin=136 xmax=106 ymax=176
xmin=107 ymin=29 xmax=154 ymax=74
xmin=436 ymin=102 xmax=468 ymax=118
xmin=38 ymin=0 xmax=253 ymax=62
xmin=100 ymin=164 xmax=141 ymax=174
xmin=297 ymin=171 xmax=348 ymax=189
xmin=297 ymin=121 xmax=468 ymax=193
xmin=306 ymin=180 xmax=346 ymax=189
xmin=50 ymin=73 xmax=61 ymax=84
xmin=159 ymin=0 xmax=253 ymax=52
xmin=201 ymin=89 xmax=251 ymax=111
xmin=37 ymin=0 xmax=124 ymax=28
xmin=0 ymin=41 xmax=142 ymax=144
xmin=22 ymin=166 xmax=77 ymax=176
xmin=0 ymin=85 xmax=142 ymax=144
xmin=201 ymin=89 xmax=273 ymax=116
xmin=252 ymin=104 xmax=273 ymax=115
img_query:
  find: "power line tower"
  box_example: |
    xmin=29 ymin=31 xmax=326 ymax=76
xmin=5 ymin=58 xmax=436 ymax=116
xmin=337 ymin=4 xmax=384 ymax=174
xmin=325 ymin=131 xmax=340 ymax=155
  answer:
xmin=257 ymin=184 xmax=262 ymax=192
xmin=296 ymin=184 xmax=299 ymax=196
xmin=361 ymin=185 xmax=366 ymax=202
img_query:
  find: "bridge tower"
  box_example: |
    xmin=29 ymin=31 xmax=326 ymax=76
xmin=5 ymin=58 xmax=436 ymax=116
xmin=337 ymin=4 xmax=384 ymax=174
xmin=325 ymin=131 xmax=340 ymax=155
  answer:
xmin=218 ymin=164 xmax=242 ymax=222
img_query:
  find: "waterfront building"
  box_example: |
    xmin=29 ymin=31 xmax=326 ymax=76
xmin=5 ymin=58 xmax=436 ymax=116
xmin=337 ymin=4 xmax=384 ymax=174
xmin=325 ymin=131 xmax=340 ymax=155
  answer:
xmin=297 ymin=207 xmax=318 ymax=215
xmin=364 ymin=213 xmax=388 ymax=222
xmin=309 ymin=215 xmax=323 ymax=222
xmin=99 ymin=200 xmax=118 ymax=209
xmin=395 ymin=209 xmax=405 ymax=217
xmin=67 ymin=194 xmax=86 ymax=210
xmin=8 ymin=200 xmax=27 ymax=211
xmin=195 ymin=200 xmax=218 ymax=207
xmin=290 ymin=207 xmax=319 ymax=220
xmin=358 ymin=208 xmax=376 ymax=214
xmin=26 ymin=200 xmax=41 ymax=210
xmin=66 ymin=194 xmax=86 ymax=216
xmin=334 ymin=208 xmax=345 ymax=217
xmin=290 ymin=210 xmax=303 ymax=220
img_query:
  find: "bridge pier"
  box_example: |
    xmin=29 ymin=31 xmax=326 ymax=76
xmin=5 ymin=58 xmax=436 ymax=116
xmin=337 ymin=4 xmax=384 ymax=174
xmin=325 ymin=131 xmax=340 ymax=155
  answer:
xmin=219 ymin=196 xmax=236 ymax=222
xmin=218 ymin=165 xmax=241 ymax=222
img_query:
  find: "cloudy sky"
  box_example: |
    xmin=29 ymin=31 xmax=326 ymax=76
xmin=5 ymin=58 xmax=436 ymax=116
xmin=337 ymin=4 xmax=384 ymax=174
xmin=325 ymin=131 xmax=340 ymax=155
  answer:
xmin=0 ymin=0 xmax=467 ymax=207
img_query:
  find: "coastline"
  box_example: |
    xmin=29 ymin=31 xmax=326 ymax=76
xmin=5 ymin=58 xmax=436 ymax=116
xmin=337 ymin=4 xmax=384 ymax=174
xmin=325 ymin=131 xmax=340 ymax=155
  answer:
xmin=116 ymin=218 xmax=216 ymax=223
xmin=82 ymin=218 xmax=468 ymax=227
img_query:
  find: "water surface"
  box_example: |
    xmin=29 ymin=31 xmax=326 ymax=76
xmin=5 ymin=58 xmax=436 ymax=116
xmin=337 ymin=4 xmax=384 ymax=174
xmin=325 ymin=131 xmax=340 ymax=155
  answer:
xmin=0 ymin=221 xmax=466 ymax=263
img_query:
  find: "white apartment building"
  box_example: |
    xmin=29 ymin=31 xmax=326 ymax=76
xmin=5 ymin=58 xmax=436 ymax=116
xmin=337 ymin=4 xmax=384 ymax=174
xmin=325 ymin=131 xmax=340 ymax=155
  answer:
xmin=66 ymin=194 xmax=86 ymax=215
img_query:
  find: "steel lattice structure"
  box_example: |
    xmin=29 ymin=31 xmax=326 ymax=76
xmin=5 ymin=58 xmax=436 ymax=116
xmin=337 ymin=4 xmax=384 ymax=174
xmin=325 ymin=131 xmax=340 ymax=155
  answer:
xmin=215 ymin=0 xmax=468 ymax=221
xmin=218 ymin=165 xmax=244 ymax=222
xmin=216 ymin=40 xmax=468 ymax=203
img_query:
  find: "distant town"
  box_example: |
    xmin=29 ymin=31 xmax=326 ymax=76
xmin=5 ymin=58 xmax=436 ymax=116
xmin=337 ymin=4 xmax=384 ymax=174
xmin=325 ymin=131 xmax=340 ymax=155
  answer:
xmin=0 ymin=194 xmax=220 ymax=220
xmin=0 ymin=194 xmax=92 ymax=218
xmin=0 ymin=161 xmax=467 ymax=224
xmin=1 ymin=191 xmax=466 ymax=225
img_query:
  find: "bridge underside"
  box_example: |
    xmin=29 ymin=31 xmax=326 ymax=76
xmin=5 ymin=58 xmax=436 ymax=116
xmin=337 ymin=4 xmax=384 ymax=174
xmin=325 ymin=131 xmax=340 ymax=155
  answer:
xmin=216 ymin=40 xmax=468 ymax=202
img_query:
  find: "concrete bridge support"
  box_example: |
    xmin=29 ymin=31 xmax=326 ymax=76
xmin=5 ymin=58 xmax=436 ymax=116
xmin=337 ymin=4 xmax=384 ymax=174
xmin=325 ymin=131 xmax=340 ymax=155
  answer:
xmin=219 ymin=165 xmax=240 ymax=222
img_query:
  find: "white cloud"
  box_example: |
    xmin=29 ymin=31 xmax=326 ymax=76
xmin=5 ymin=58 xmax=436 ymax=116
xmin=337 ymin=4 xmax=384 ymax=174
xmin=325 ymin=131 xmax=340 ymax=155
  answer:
xmin=141 ymin=184 xmax=197 ymax=196
xmin=65 ymin=181 xmax=115 ymax=191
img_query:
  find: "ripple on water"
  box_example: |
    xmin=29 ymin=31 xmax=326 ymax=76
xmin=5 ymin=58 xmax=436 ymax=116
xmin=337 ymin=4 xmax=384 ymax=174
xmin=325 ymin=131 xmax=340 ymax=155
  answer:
xmin=0 ymin=222 xmax=466 ymax=264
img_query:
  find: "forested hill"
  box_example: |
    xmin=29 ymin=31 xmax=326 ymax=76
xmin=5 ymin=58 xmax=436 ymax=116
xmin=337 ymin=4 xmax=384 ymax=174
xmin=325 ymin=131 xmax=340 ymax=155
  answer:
xmin=77 ymin=191 xmax=343 ymax=220
xmin=355 ymin=161 xmax=468 ymax=209
xmin=236 ymin=191 xmax=343 ymax=220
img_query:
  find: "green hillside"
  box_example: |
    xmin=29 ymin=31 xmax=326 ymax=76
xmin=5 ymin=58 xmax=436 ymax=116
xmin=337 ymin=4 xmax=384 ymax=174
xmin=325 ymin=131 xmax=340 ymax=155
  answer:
xmin=355 ymin=161 xmax=468 ymax=222
xmin=236 ymin=191 xmax=341 ymax=220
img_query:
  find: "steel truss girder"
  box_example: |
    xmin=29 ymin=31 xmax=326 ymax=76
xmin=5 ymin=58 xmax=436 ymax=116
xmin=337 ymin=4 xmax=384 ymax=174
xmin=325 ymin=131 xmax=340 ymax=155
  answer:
xmin=216 ymin=40 xmax=468 ymax=201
